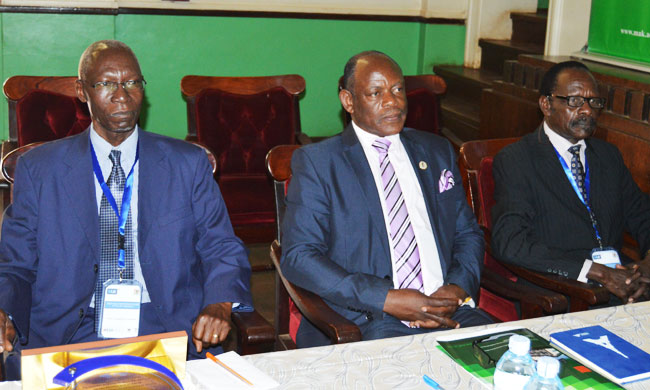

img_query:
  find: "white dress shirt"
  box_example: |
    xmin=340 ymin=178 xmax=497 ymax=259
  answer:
xmin=90 ymin=125 xmax=151 ymax=305
xmin=353 ymin=122 xmax=445 ymax=295
xmin=543 ymin=121 xmax=593 ymax=282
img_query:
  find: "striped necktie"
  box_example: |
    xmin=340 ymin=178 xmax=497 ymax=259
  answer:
xmin=372 ymin=138 xmax=424 ymax=294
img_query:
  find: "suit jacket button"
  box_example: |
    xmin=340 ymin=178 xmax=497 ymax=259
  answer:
xmin=79 ymin=309 xmax=84 ymax=318
xmin=366 ymin=313 xmax=373 ymax=321
xmin=94 ymin=264 xmax=99 ymax=273
xmin=384 ymin=275 xmax=390 ymax=280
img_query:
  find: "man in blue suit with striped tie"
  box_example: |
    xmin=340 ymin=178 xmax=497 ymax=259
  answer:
xmin=281 ymin=51 xmax=492 ymax=347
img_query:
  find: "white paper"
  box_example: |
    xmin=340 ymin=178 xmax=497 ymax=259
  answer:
xmin=183 ymin=351 xmax=279 ymax=390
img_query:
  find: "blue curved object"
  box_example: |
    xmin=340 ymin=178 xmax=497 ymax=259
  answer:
xmin=53 ymin=355 xmax=183 ymax=388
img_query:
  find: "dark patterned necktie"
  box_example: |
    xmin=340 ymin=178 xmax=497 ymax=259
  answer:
xmin=95 ymin=150 xmax=134 ymax=331
xmin=372 ymin=139 xmax=424 ymax=294
xmin=568 ymin=144 xmax=588 ymax=202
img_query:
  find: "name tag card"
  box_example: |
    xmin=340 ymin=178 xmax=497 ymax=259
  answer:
xmin=591 ymin=247 xmax=621 ymax=269
xmin=99 ymin=279 xmax=142 ymax=339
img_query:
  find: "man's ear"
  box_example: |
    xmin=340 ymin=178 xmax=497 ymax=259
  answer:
xmin=538 ymin=94 xmax=551 ymax=116
xmin=339 ymin=89 xmax=354 ymax=115
xmin=75 ymin=79 xmax=88 ymax=103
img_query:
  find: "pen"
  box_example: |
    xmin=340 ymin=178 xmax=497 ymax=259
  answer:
xmin=423 ymin=374 xmax=444 ymax=389
xmin=206 ymin=351 xmax=253 ymax=386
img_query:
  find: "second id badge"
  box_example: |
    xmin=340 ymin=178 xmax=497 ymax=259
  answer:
xmin=591 ymin=247 xmax=621 ymax=268
xmin=98 ymin=279 xmax=142 ymax=339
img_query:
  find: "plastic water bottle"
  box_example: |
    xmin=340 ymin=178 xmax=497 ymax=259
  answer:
xmin=524 ymin=356 xmax=564 ymax=390
xmin=493 ymin=334 xmax=536 ymax=390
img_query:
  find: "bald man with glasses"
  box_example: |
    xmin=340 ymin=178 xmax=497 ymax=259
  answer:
xmin=491 ymin=61 xmax=650 ymax=306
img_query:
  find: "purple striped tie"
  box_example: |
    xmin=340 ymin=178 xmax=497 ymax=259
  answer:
xmin=372 ymin=138 xmax=424 ymax=294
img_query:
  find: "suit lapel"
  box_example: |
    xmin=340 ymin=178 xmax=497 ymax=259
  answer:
xmin=137 ymin=131 xmax=169 ymax=252
xmin=400 ymin=132 xmax=440 ymax=232
xmin=341 ymin=125 xmax=390 ymax=260
xmin=400 ymin=131 xmax=449 ymax=272
xmin=62 ymin=130 xmax=100 ymax=263
xmin=584 ymin=139 xmax=609 ymax=243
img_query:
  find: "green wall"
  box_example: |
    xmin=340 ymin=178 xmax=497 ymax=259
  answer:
xmin=0 ymin=12 xmax=465 ymax=139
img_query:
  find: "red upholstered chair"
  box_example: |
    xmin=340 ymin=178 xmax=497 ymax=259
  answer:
xmin=339 ymin=74 xmax=446 ymax=134
xmin=459 ymin=139 xmax=569 ymax=321
xmin=181 ymin=75 xmax=307 ymax=243
xmin=266 ymin=145 xmax=361 ymax=349
xmin=476 ymin=154 xmax=610 ymax=313
xmin=2 ymin=76 xmax=90 ymax=208
xmin=3 ymin=76 xmax=89 ymax=151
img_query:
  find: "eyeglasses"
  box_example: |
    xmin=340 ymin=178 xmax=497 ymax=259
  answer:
xmin=87 ymin=79 xmax=147 ymax=94
xmin=549 ymin=95 xmax=605 ymax=109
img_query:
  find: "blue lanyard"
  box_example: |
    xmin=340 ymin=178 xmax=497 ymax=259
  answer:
xmin=90 ymin=141 xmax=139 ymax=273
xmin=553 ymin=146 xmax=603 ymax=249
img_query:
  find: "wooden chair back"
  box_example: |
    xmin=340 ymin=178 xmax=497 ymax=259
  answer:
xmin=181 ymin=74 xmax=305 ymax=140
xmin=458 ymin=137 xmax=519 ymax=225
xmin=1 ymin=142 xmax=46 ymax=204
xmin=187 ymin=141 xmax=217 ymax=175
xmin=459 ymin=137 xmax=574 ymax=321
xmin=181 ymin=75 xmax=306 ymax=243
xmin=3 ymin=76 xmax=83 ymax=146
xmin=265 ymin=145 xmax=361 ymax=349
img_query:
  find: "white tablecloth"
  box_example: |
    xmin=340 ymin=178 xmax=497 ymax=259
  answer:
xmin=4 ymin=302 xmax=650 ymax=389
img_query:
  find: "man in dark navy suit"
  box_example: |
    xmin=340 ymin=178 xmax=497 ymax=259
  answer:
xmin=281 ymin=51 xmax=491 ymax=347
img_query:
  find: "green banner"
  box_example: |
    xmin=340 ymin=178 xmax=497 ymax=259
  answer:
xmin=588 ymin=0 xmax=650 ymax=64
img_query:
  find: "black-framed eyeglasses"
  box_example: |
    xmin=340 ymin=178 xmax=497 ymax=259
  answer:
xmin=549 ymin=95 xmax=605 ymax=109
xmin=85 ymin=79 xmax=147 ymax=94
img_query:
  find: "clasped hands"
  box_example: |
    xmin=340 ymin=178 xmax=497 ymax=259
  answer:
xmin=589 ymin=253 xmax=650 ymax=303
xmin=383 ymin=284 xmax=467 ymax=329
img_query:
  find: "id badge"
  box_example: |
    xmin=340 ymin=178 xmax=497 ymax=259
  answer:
xmin=591 ymin=247 xmax=621 ymax=268
xmin=98 ymin=279 xmax=142 ymax=339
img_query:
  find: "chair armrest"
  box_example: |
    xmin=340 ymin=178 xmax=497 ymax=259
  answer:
xmin=270 ymin=240 xmax=361 ymax=345
xmin=296 ymin=132 xmax=312 ymax=145
xmin=231 ymin=310 xmax=275 ymax=355
xmin=0 ymin=141 xmax=17 ymax=184
xmin=499 ymin=263 xmax=610 ymax=311
xmin=481 ymin=225 xmax=609 ymax=312
xmin=291 ymin=283 xmax=362 ymax=344
xmin=481 ymin=269 xmax=568 ymax=318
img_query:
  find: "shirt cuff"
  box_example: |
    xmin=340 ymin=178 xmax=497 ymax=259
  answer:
xmin=231 ymin=303 xmax=254 ymax=313
xmin=577 ymin=259 xmax=593 ymax=283
xmin=461 ymin=297 xmax=476 ymax=308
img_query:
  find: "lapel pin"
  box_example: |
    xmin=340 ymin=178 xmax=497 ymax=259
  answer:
xmin=419 ymin=161 xmax=428 ymax=170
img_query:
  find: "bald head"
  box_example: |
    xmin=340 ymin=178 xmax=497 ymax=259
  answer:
xmin=342 ymin=50 xmax=401 ymax=93
xmin=78 ymin=40 xmax=141 ymax=81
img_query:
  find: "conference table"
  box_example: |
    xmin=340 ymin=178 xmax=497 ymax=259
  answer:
xmin=3 ymin=301 xmax=650 ymax=389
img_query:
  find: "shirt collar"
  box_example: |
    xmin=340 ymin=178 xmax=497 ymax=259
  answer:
xmin=352 ymin=121 xmax=402 ymax=153
xmin=89 ymin=124 xmax=139 ymax=169
xmin=543 ymin=121 xmax=586 ymax=154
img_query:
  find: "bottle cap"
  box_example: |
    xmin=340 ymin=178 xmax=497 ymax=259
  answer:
xmin=508 ymin=335 xmax=531 ymax=356
xmin=536 ymin=356 xmax=561 ymax=378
